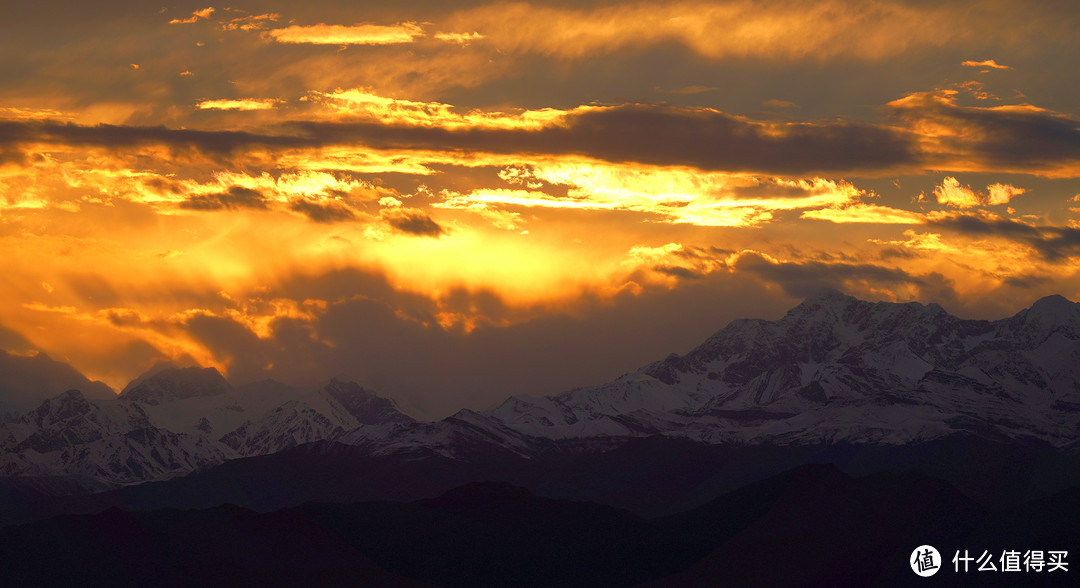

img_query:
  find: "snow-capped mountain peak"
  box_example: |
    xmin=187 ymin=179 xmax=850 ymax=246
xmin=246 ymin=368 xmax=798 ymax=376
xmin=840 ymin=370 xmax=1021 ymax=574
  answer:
xmin=28 ymin=389 xmax=95 ymax=428
xmin=1002 ymin=294 xmax=1080 ymax=347
xmin=219 ymin=399 xmax=346 ymax=456
xmin=6 ymin=292 xmax=1080 ymax=489
xmin=470 ymin=293 xmax=1080 ymax=448
xmin=119 ymin=366 xmax=232 ymax=406
xmin=0 ymin=389 xmax=227 ymax=485
xmin=322 ymin=378 xmax=415 ymax=425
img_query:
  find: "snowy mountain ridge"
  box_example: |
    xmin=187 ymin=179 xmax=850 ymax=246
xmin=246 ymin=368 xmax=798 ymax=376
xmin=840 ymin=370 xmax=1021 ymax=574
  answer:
xmin=0 ymin=371 xmax=416 ymax=487
xmin=465 ymin=291 xmax=1080 ymax=448
xmin=3 ymin=291 xmax=1079 ymax=489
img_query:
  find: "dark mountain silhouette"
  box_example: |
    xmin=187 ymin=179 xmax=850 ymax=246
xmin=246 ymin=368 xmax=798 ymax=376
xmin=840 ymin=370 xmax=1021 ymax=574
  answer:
xmin=2 ymin=464 xmax=1077 ymax=586
xmin=0 ymin=351 xmax=114 ymax=416
xmin=2 ymin=292 xmax=1080 ymax=584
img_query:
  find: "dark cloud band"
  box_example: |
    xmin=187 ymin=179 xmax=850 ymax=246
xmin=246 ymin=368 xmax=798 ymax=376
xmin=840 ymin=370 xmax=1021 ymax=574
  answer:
xmin=928 ymin=214 xmax=1080 ymax=261
xmin=5 ymin=94 xmax=1080 ymax=178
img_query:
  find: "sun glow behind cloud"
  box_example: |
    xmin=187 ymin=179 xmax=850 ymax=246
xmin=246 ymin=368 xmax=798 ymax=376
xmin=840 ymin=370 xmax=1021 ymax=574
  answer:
xmin=1 ymin=0 xmax=1079 ymax=414
xmin=265 ymin=22 xmax=425 ymax=45
xmin=435 ymin=162 xmax=867 ymax=227
xmin=196 ymin=99 xmax=283 ymax=111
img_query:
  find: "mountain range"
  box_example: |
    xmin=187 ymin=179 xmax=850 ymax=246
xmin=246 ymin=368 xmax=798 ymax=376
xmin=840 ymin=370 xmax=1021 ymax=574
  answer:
xmin=2 ymin=290 xmax=1080 ymax=584
xmin=3 ymin=290 xmax=1078 ymax=494
xmin=3 ymin=464 xmax=1077 ymax=586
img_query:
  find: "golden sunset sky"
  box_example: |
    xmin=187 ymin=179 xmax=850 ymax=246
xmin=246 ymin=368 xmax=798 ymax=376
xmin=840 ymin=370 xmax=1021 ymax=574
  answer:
xmin=2 ymin=0 xmax=1080 ymax=417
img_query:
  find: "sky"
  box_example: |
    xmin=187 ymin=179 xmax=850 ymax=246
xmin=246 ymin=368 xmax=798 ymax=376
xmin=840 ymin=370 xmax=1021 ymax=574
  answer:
xmin=2 ymin=0 xmax=1080 ymax=418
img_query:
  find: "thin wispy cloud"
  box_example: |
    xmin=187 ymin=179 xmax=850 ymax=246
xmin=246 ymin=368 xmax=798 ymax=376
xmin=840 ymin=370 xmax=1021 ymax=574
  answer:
xmin=433 ymin=31 xmax=485 ymax=44
xmin=962 ymin=59 xmax=1013 ymax=70
xmin=169 ymin=7 xmax=215 ymax=25
xmin=265 ymin=22 xmax=424 ymax=45
xmin=443 ymin=1 xmax=1051 ymax=62
xmin=196 ymin=98 xmax=283 ymax=111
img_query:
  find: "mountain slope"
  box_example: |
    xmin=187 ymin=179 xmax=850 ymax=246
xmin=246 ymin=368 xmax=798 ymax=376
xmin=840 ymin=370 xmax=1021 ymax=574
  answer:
xmin=5 ymin=467 xmax=1076 ymax=587
xmin=216 ymin=379 xmax=416 ymax=457
xmin=119 ymin=365 xmax=233 ymax=406
xmin=0 ymin=503 xmax=429 ymax=587
xmin=4 ymin=292 xmax=1080 ymax=495
xmin=0 ymin=372 xmax=417 ymax=489
xmin=481 ymin=291 xmax=1080 ymax=447
xmin=0 ymin=390 xmax=229 ymax=486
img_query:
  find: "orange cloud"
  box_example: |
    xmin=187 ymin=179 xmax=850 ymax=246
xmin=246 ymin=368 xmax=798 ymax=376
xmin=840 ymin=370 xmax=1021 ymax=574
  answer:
xmin=868 ymin=224 xmax=1075 ymax=294
xmin=931 ymin=177 xmax=1025 ymax=207
xmin=167 ymin=170 xmax=388 ymax=222
xmin=274 ymin=147 xmax=446 ymax=175
xmin=801 ymin=204 xmax=925 ymax=224
xmin=887 ymin=90 xmax=1080 ymax=177
xmin=433 ymin=31 xmax=485 ymax=44
xmin=933 ymin=177 xmax=982 ymax=207
xmin=871 ymin=230 xmax=958 ymax=254
xmin=303 ymin=88 xmax=585 ymax=129
xmin=222 ymin=13 xmax=279 ymax=31
xmin=266 ymin=22 xmax=424 ymax=45
xmin=444 ymin=1 xmax=1043 ymax=62
xmin=3 ymin=0 xmax=1078 ymax=408
xmin=22 ymin=302 xmax=79 ymax=315
xmin=169 ymin=7 xmax=215 ymax=25
xmin=438 ymin=163 xmax=865 ymax=227
xmin=195 ymin=98 xmax=283 ymax=111
xmin=381 ymin=207 xmax=446 ymax=237
xmin=0 ymin=107 xmax=74 ymax=121
xmin=955 ymin=80 xmax=997 ymax=101
xmin=987 ymin=183 xmax=1026 ymax=205
xmin=231 ymin=36 xmax=508 ymax=98
xmin=0 ymin=91 xmax=918 ymax=177
xmin=5 ymin=85 xmax=1077 ymax=190
xmin=962 ymin=59 xmax=1012 ymax=70
xmin=925 ymin=212 xmax=1080 ymax=262
xmin=285 ymin=101 xmax=919 ymax=175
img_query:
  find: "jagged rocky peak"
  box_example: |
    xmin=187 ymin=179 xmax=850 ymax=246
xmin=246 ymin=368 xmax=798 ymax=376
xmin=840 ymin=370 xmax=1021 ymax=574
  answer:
xmin=1003 ymin=294 xmax=1080 ymax=346
xmin=218 ymin=399 xmax=343 ymax=456
xmin=654 ymin=290 xmax=868 ymax=374
xmin=787 ymin=289 xmax=938 ymax=321
xmin=642 ymin=291 xmax=1065 ymax=395
xmin=774 ymin=291 xmax=965 ymax=346
xmin=785 ymin=288 xmax=862 ymax=317
xmin=322 ymin=378 xmax=415 ymax=425
xmin=120 ymin=364 xmax=233 ymax=406
xmin=29 ymin=389 xmax=93 ymax=427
